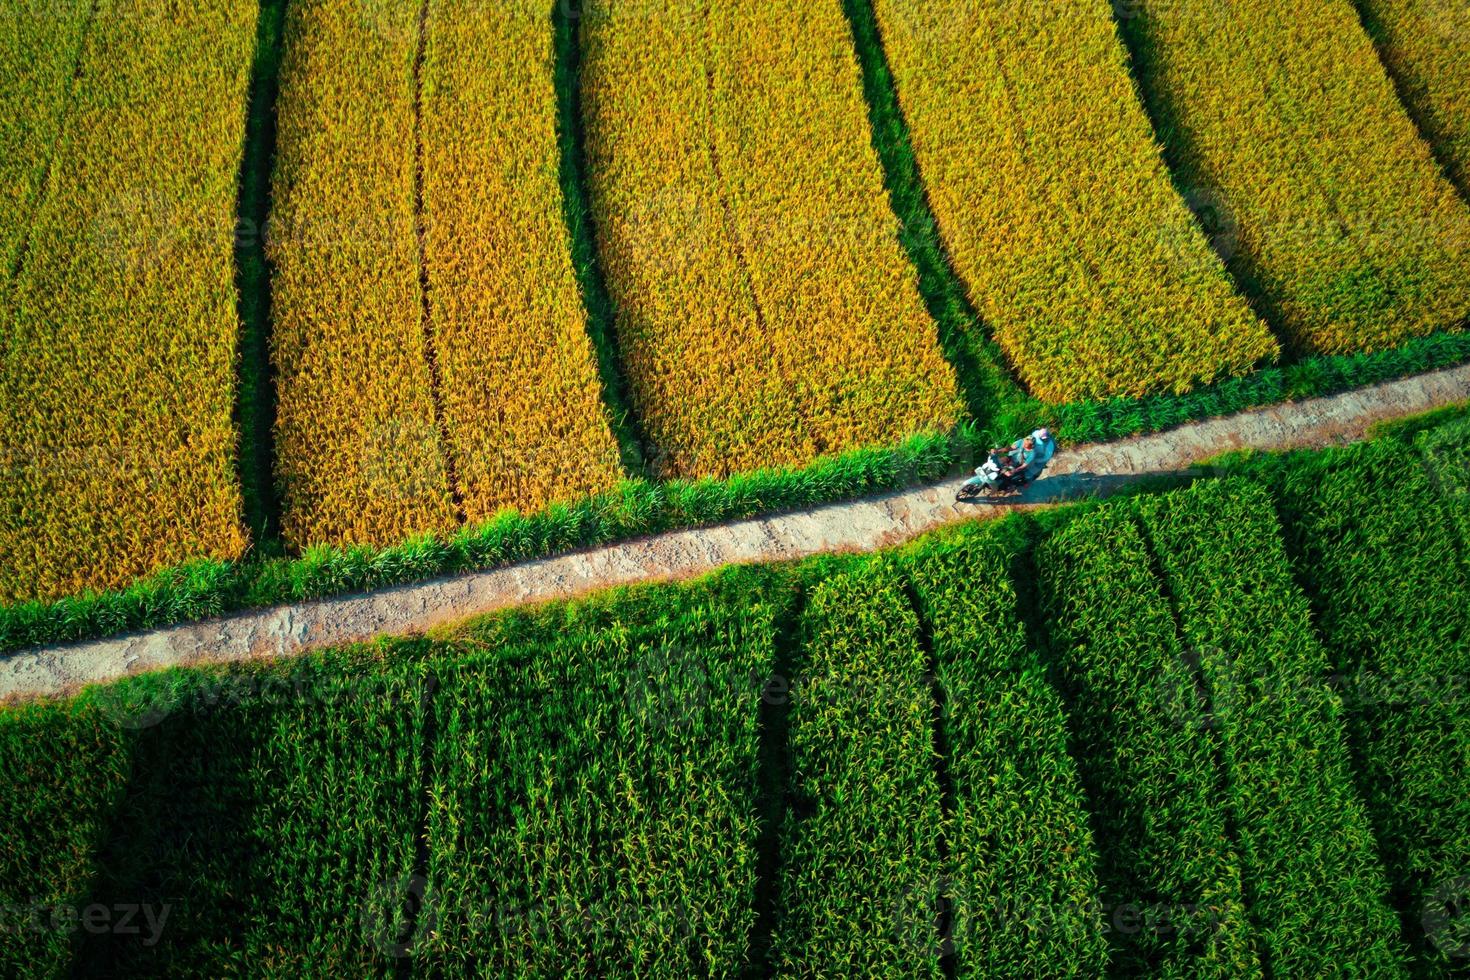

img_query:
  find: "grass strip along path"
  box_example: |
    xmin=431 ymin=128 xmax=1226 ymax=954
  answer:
xmin=3 ymin=365 xmax=1465 ymax=700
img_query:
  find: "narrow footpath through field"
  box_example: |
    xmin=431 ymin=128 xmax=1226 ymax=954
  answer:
xmin=3 ymin=364 xmax=1467 ymax=700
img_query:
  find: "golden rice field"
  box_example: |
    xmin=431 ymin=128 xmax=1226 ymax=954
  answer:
xmin=422 ymin=0 xmax=623 ymax=521
xmin=1124 ymin=0 xmax=1470 ymax=355
xmin=0 ymin=0 xmax=252 ymax=602
xmin=0 ymin=0 xmax=94 ymax=285
xmin=3 ymin=0 xmax=1470 ymax=605
xmin=1356 ymin=0 xmax=1470 ymax=190
xmin=582 ymin=0 xmax=960 ymax=479
xmin=269 ymin=0 xmax=457 ymax=550
xmin=871 ymin=0 xmax=1278 ymax=403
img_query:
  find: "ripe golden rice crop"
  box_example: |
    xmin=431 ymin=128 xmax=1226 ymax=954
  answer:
xmin=0 ymin=0 xmax=252 ymax=603
xmin=422 ymin=0 xmax=623 ymax=521
xmin=1355 ymin=0 xmax=1470 ymax=190
xmin=1126 ymin=0 xmax=1470 ymax=355
xmin=0 ymin=0 xmax=94 ymax=285
xmin=270 ymin=0 xmax=458 ymax=549
xmin=582 ymin=0 xmax=960 ymax=480
xmin=871 ymin=0 xmax=1278 ymax=404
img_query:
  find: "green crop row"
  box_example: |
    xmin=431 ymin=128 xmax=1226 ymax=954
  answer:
xmin=420 ymin=586 xmax=781 ymax=975
xmin=1136 ymin=479 xmax=1407 ymax=975
xmin=55 ymin=650 xmax=427 ymax=978
xmin=906 ymin=526 xmax=1108 ymax=977
xmin=1266 ymin=436 xmax=1470 ymax=975
xmin=1037 ymin=507 xmax=1257 ymax=976
xmin=772 ymin=560 xmax=946 ymax=975
xmin=0 ymin=697 xmax=131 ymax=977
xmin=1420 ymin=414 xmax=1470 ymax=553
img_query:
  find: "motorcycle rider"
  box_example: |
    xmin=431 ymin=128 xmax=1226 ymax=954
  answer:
xmin=999 ymin=436 xmax=1038 ymax=488
xmin=960 ymin=427 xmax=1057 ymax=495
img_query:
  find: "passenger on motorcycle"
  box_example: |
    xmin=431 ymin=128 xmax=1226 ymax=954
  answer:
xmin=1015 ymin=427 xmax=1056 ymax=485
xmin=957 ymin=427 xmax=1058 ymax=499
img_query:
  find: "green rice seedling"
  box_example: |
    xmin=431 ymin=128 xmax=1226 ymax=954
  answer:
xmin=73 ymin=648 xmax=426 ymax=977
xmin=1038 ymin=508 xmax=1258 ymax=976
xmin=1135 ymin=479 xmax=1407 ymax=975
xmin=419 ymin=585 xmax=782 ymax=974
xmin=0 ymin=697 xmax=131 ymax=977
xmin=1419 ymin=415 xmax=1470 ymax=552
xmin=906 ymin=526 xmax=1109 ymax=977
xmin=1270 ymin=437 xmax=1470 ymax=974
xmin=771 ymin=560 xmax=945 ymax=976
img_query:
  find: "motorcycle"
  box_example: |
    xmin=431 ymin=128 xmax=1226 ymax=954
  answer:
xmin=955 ymin=449 xmax=1030 ymax=502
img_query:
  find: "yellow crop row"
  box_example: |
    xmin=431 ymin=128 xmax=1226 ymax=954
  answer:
xmin=0 ymin=0 xmax=94 ymax=285
xmin=271 ymin=0 xmax=623 ymax=549
xmin=1356 ymin=0 xmax=1470 ymax=190
xmin=872 ymin=0 xmax=1278 ymax=403
xmin=1127 ymin=0 xmax=1470 ymax=355
xmin=422 ymin=0 xmax=623 ymax=519
xmin=270 ymin=0 xmax=457 ymax=549
xmin=0 ymin=0 xmax=252 ymax=603
xmin=582 ymin=0 xmax=959 ymax=480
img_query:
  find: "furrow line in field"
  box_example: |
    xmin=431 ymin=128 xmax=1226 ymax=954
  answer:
xmin=742 ymin=588 xmax=802 ymax=978
xmin=551 ymin=0 xmax=649 ymax=477
xmin=977 ymin=24 xmax=1122 ymax=359
xmin=1253 ymin=37 xmax=1390 ymax=306
xmin=232 ymin=0 xmax=287 ymax=550
xmin=397 ymin=667 xmax=437 ymax=972
xmin=839 ymin=0 xmax=1016 ymax=424
xmin=905 ymin=577 xmax=958 ymax=979
xmin=1347 ymin=0 xmax=1469 ymax=203
xmin=410 ymin=0 xmax=464 ymax=524
xmin=1128 ymin=510 xmax=1265 ymax=975
xmin=702 ymin=12 xmax=772 ymax=352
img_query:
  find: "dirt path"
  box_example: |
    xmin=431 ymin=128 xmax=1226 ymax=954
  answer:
xmin=3 ymin=364 xmax=1466 ymax=701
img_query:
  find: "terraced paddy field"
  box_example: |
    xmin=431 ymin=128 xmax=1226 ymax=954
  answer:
xmin=1 ymin=0 xmax=1468 ymax=661
xmin=4 ymin=411 xmax=1468 ymax=975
